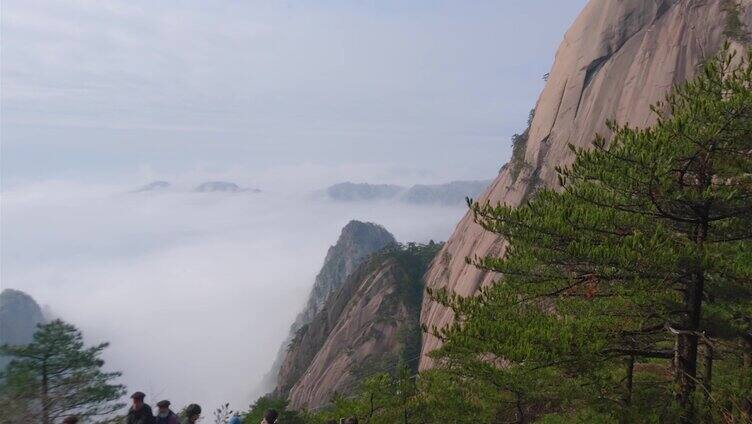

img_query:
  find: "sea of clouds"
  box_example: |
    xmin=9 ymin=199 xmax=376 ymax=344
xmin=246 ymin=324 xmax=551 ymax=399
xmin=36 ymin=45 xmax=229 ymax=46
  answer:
xmin=1 ymin=173 xmax=469 ymax=411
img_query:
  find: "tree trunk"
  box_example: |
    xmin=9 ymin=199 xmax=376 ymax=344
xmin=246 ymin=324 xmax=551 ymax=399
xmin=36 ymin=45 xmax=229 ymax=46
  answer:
xmin=619 ymin=355 xmax=636 ymax=424
xmin=700 ymin=342 xmax=714 ymax=423
xmin=702 ymin=343 xmax=713 ymax=400
xmin=41 ymin=361 xmax=50 ymax=424
xmin=624 ymin=354 xmax=635 ymax=407
xmin=515 ymin=392 xmax=527 ymax=424
xmin=675 ymin=297 xmax=701 ymax=423
xmin=743 ymin=334 xmax=752 ymax=422
xmin=675 ymin=221 xmax=708 ymax=424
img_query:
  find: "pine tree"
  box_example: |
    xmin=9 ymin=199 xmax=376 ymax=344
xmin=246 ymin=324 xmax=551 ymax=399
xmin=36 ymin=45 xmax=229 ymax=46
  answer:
xmin=310 ymin=366 xmax=503 ymax=424
xmin=428 ymin=44 xmax=752 ymax=423
xmin=0 ymin=319 xmax=126 ymax=424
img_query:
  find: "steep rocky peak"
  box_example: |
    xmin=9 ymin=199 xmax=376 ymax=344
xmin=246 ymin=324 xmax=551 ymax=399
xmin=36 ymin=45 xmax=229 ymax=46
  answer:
xmin=279 ymin=242 xmax=441 ymax=410
xmin=329 ymin=220 xmax=395 ymax=259
xmin=339 ymin=220 xmax=394 ymax=245
xmin=261 ymin=220 xmax=396 ymax=392
xmin=302 ymin=220 xmax=396 ymax=327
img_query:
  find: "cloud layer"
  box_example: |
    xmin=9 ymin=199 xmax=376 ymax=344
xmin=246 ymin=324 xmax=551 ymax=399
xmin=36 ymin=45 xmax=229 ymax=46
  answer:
xmin=1 ymin=178 xmax=467 ymax=410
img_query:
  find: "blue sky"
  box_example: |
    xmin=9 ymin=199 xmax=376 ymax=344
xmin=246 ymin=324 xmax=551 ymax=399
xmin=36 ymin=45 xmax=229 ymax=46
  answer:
xmin=1 ymin=0 xmax=587 ymax=186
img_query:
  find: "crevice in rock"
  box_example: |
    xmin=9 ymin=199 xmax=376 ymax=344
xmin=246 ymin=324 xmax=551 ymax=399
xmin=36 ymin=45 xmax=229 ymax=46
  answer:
xmin=654 ymin=0 xmax=673 ymax=22
xmin=574 ymin=0 xmax=673 ymax=119
xmin=574 ymin=54 xmax=611 ymax=118
xmin=548 ymin=78 xmax=568 ymax=135
xmin=520 ymin=134 xmax=552 ymax=204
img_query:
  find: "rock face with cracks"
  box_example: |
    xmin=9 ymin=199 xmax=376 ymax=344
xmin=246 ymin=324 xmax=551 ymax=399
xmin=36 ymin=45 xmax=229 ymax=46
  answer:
xmin=262 ymin=221 xmax=396 ymax=393
xmin=418 ymin=0 xmax=752 ymax=370
xmin=284 ymin=254 xmax=424 ymax=410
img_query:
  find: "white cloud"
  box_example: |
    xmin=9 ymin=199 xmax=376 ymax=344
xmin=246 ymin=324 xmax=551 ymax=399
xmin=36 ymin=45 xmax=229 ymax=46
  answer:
xmin=1 ymin=176 xmax=467 ymax=410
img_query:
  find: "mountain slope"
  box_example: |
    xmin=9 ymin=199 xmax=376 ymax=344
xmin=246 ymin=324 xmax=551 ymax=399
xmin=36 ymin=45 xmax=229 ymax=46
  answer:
xmin=292 ymin=221 xmax=397 ymax=331
xmin=262 ymin=221 xmax=396 ymax=391
xmin=279 ymin=243 xmax=440 ymax=410
xmin=0 ymin=289 xmax=44 ymax=369
xmin=419 ymin=0 xmax=752 ymax=369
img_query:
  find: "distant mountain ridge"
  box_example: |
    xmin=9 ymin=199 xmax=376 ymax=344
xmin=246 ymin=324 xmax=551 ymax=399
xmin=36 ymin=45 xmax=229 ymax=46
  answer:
xmin=131 ymin=180 xmax=261 ymax=193
xmin=134 ymin=181 xmax=171 ymax=192
xmin=194 ymin=181 xmax=260 ymax=193
xmin=323 ymin=180 xmax=491 ymax=205
xmin=325 ymin=183 xmax=403 ymax=202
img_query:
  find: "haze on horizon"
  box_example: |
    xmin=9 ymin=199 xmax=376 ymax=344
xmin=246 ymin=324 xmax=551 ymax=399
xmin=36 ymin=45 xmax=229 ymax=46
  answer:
xmin=1 ymin=0 xmax=587 ymax=412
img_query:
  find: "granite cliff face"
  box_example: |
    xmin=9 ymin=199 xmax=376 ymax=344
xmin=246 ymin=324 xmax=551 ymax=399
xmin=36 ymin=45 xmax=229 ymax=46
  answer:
xmin=419 ymin=0 xmax=752 ymax=369
xmin=279 ymin=243 xmax=439 ymax=410
xmin=0 ymin=289 xmax=45 ymax=369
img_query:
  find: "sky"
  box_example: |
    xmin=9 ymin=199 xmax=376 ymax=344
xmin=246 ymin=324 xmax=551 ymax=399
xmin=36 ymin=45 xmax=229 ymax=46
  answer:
xmin=2 ymin=0 xmax=586 ymax=185
xmin=0 ymin=0 xmax=587 ymax=414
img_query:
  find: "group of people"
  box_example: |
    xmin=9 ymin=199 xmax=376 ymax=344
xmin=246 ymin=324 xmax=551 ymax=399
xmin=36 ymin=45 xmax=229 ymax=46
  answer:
xmin=59 ymin=391 xmax=208 ymax=424
xmin=58 ymin=391 xmax=360 ymax=424
xmin=123 ymin=391 xmax=204 ymax=424
xmin=57 ymin=391 xmax=234 ymax=424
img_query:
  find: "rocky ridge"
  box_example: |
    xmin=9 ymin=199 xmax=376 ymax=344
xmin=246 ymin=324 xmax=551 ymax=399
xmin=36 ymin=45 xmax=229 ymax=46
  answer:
xmin=262 ymin=221 xmax=397 ymax=392
xmin=280 ymin=243 xmax=438 ymax=410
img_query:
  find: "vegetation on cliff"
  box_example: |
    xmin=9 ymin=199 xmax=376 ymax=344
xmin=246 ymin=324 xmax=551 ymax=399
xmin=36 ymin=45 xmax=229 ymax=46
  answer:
xmin=427 ymin=46 xmax=752 ymax=423
xmin=241 ymin=44 xmax=752 ymax=424
xmin=270 ymin=241 xmax=442 ymax=410
xmin=3 ymin=38 xmax=750 ymax=424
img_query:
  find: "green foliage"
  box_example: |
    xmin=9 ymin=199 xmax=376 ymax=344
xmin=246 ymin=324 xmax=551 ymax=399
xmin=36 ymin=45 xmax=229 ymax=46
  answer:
xmin=0 ymin=319 xmax=126 ymax=424
xmin=426 ymin=45 xmax=752 ymax=423
xmin=537 ymin=409 xmax=618 ymax=424
xmin=362 ymin=241 xmax=443 ymax=374
xmin=724 ymin=0 xmax=750 ymax=42
xmin=306 ymin=367 xmax=501 ymax=424
xmin=509 ymin=109 xmax=536 ymax=183
xmin=246 ymin=47 xmax=752 ymax=423
xmin=243 ymin=395 xmax=308 ymax=424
